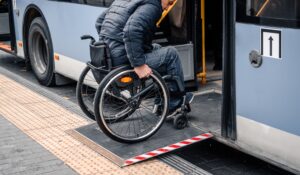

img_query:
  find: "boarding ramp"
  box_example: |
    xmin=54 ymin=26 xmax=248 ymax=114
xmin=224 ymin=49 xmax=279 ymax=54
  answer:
xmin=68 ymin=92 xmax=221 ymax=167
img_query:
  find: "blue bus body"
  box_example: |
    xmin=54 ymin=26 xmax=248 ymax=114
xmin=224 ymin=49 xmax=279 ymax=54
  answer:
xmin=236 ymin=23 xmax=300 ymax=172
xmin=13 ymin=0 xmax=106 ymax=80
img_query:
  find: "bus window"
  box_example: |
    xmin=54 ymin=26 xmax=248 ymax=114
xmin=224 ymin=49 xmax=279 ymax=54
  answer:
xmin=62 ymin=0 xmax=114 ymax=7
xmin=237 ymin=0 xmax=300 ymax=28
xmin=247 ymin=0 xmax=300 ymax=20
xmin=83 ymin=0 xmax=114 ymax=7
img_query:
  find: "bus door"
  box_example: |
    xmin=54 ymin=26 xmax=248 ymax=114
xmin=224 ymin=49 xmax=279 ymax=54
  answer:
xmin=235 ymin=0 xmax=300 ymax=167
xmin=0 ymin=0 xmax=15 ymax=53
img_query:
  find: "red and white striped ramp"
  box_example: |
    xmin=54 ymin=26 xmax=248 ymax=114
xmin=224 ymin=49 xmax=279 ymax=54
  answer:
xmin=68 ymin=123 xmax=213 ymax=167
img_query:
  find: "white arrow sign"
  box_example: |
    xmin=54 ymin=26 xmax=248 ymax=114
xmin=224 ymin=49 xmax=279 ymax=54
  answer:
xmin=261 ymin=29 xmax=281 ymax=59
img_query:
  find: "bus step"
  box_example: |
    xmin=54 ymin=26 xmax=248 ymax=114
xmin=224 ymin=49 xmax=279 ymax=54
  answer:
xmin=67 ymin=122 xmax=213 ymax=167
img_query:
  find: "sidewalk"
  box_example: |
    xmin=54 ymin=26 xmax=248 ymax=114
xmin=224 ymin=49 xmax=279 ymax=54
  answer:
xmin=0 ymin=116 xmax=77 ymax=175
xmin=0 ymin=73 xmax=182 ymax=175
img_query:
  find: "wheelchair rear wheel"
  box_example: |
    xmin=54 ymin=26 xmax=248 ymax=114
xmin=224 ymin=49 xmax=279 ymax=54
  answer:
xmin=94 ymin=66 xmax=169 ymax=143
xmin=76 ymin=66 xmax=98 ymax=120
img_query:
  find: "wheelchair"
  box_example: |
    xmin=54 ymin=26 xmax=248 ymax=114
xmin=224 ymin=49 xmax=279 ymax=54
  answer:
xmin=76 ymin=35 xmax=190 ymax=143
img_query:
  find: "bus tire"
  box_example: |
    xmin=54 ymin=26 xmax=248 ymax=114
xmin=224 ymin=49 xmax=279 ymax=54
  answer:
xmin=28 ymin=17 xmax=55 ymax=86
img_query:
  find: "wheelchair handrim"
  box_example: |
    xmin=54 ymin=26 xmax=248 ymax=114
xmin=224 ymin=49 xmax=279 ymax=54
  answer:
xmin=99 ymin=70 xmax=168 ymax=141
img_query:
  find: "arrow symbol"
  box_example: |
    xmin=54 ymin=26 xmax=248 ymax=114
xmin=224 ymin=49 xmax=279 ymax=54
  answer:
xmin=269 ymin=36 xmax=273 ymax=56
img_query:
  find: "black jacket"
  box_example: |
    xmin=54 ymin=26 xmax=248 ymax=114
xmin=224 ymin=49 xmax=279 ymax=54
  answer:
xmin=95 ymin=0 xmax=163 ymax=67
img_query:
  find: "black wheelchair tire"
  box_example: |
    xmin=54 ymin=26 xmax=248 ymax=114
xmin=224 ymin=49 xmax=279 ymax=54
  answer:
xmin=94 ymin=66 xmax=169 ymax=143
xmin=76 ymin=66 xmax=133 ymax=121
xmin=28 ymin=17 xmax=55 ymax=86
xmin=76 ymin=66 xmax=96 ymax=120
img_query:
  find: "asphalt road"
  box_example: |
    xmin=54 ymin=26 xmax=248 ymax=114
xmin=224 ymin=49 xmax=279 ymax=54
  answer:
xmin=0 ymin=51 xmax=295 ymax=175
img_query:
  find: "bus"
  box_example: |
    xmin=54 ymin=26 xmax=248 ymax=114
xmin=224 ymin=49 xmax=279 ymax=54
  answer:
xmin=0 ymin=0 xmax=299 ymax=174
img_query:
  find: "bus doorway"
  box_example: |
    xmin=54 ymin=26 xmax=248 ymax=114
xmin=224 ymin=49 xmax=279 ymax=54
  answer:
xmin=195 ymin=0 xmax=224 ymax=89
xmin=0 ymin=0 xmax=15 ymax=53
xmin=183 ymin=0 xmax=225 ymax=136
xmin=156 ymin=0 xmax=225 ymax=136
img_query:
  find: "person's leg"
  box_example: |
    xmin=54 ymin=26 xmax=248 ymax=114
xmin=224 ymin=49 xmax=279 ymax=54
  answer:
xmin=144 ymin=46 xmax=185 ymax=111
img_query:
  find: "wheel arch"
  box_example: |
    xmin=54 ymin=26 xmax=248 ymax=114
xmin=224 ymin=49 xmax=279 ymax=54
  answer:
xmin=22 ymin=4 xmax=53 ymax=65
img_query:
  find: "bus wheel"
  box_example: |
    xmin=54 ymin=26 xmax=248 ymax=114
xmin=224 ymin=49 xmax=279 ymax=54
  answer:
xmin=28 ymin=17 xmax=55 ymax=86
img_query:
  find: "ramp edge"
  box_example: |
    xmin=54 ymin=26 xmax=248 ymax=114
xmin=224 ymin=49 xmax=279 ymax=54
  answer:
xmin=123 ymin=133 xmax=213 ymax=166
xmin=66 ymin=128 xmax=125 ymax=166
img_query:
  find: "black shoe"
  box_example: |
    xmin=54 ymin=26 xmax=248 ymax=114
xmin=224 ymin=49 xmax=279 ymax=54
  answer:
xmin=167 ymin=92 xmax=194 ymax=117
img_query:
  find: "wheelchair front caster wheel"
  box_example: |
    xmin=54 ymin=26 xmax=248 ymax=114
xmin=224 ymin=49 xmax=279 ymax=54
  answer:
xmin=173 ymin=114 xmax=188 ymax=129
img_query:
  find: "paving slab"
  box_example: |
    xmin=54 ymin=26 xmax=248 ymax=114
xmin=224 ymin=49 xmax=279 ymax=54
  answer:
xmin=0 ymin=116 xmax=77 ymax=175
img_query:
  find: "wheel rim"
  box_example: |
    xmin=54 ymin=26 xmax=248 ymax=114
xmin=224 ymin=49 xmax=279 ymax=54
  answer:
xmin=99 ymin=70 xmax=168 ymax=141
xmin=31 ymin=31 xmax=49 ymax=75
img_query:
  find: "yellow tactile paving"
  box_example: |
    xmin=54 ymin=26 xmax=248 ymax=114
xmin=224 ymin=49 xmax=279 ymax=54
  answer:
xmin=24 ymin=101 xmax=79 ymax=118
xmin=0 ymin=74 xmax=182 ymax=175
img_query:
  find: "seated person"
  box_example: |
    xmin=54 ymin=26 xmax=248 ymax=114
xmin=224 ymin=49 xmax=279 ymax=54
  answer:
xmin=95 ymin=0 xmax=194 ymax=115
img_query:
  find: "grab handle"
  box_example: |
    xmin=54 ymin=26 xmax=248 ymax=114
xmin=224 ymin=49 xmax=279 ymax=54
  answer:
xmin=81 ymin=35 xmax=95 ymax=44
xmin=249 ymin=50 xmax=263 ymax=68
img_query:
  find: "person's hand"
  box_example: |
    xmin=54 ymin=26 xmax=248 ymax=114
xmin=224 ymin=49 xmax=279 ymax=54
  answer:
xmin=134 ymin=64 xmax=152 ymax=79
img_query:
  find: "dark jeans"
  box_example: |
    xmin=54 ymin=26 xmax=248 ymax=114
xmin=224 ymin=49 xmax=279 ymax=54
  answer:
xmin=145 ymin=44 xmax=185 ymax=110
xmin=104 ymin=37 xmax=185 ymax=110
